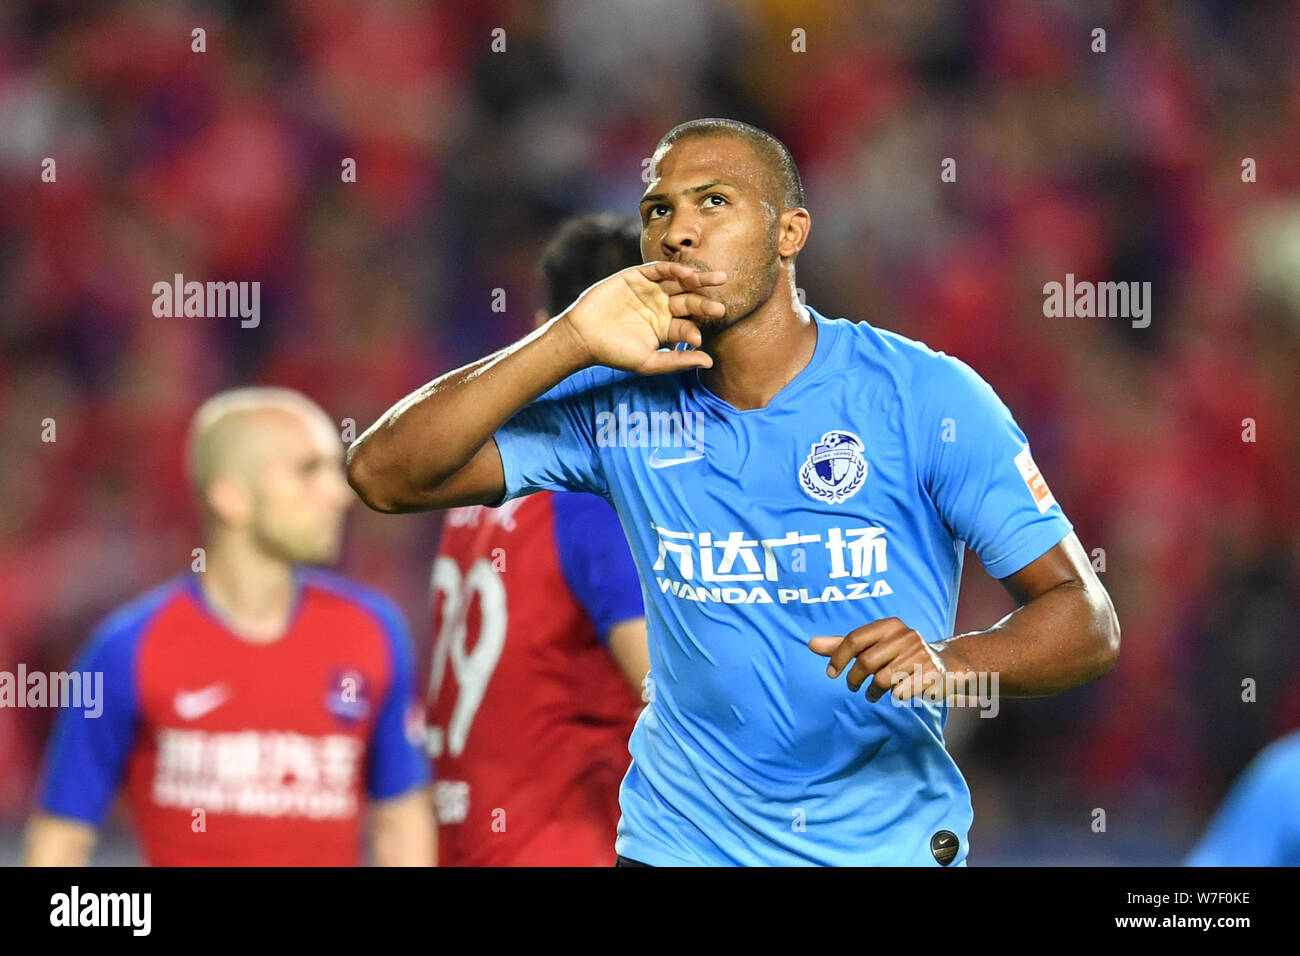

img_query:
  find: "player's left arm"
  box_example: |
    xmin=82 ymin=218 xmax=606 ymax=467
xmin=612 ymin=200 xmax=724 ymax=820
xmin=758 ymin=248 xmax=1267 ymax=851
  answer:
xmin=362 ymin=593 xmax=436 ymax=865
xmin=964 ymin=530 xmax=1120 ymax=695
xmin=607 ymin=618 xmax=651 ymax=695
xmin=811 ymin=351 xmax=1119 ymax=702
xmin=27 ymin=606 xmax=148 ymax=865
xmin=811 ymin=532 xmax=1118 ymax=701
xmin=369 ymin=787 xmax=436 ymax=867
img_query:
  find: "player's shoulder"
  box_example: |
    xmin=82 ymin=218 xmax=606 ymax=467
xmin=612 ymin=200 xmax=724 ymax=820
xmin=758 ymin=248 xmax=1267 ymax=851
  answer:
xmin=83 ymin=575 xmax=190 ymax=657
xmin=812 ymin=308 xmax=996 ymax=406
xmin=1252 ymin=729 xmax=1300 ymax=781
xmin=543 ymin=363 xmax=639 ymax=403
xmin=557 ymin=353 xmax=714 ymax=404
xmin=108 ymin=574 xmax=192 ymax=624
xmin=297 ymin=568 xmax=408 ymax=642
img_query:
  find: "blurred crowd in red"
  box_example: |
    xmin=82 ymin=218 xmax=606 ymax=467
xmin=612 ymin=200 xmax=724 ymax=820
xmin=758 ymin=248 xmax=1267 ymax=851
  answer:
xmin=2 ymin=0 xmax=1297 ymax=861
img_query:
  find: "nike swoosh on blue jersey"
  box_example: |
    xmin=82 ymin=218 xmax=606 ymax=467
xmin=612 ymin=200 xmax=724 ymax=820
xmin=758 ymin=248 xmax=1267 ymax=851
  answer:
xmin=647 ymin=449 xmax=706 ymax=468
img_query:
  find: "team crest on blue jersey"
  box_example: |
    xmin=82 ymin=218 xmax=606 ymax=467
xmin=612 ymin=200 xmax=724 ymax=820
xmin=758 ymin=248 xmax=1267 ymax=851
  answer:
xmin=325 ymin=668 xmax=371 ymax=723
xmin=799 ymin=430 xmax=867 ymax=504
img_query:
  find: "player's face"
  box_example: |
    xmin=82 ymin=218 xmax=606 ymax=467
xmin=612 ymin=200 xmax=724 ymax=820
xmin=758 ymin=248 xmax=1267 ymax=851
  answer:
xmin=639 ymin=135 xmax=783 ymax=333
xmin=249 ymin=413 xmax=353 ymax=565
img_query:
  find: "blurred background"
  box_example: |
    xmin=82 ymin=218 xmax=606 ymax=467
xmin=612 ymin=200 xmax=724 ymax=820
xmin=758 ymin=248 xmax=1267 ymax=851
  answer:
xmin=2 ymin=0 xmax=1298 ymax=864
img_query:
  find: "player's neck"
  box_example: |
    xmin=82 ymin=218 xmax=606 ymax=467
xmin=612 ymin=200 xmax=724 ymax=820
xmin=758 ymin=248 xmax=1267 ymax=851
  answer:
xmin=698 ymin=285 xmax=816 ymax=411
xmin=197 ymin=535 xmax=298 ymax=644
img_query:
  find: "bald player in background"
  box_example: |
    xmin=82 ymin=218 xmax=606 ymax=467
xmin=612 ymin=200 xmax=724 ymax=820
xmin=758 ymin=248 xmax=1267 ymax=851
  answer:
xmin=27 ymin=387 xmax=433 ymax=866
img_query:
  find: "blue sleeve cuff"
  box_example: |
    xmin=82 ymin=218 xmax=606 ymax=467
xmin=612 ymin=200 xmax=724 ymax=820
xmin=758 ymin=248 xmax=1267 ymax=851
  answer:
xmin=979 ymin=522 xmax=1073 ymax=580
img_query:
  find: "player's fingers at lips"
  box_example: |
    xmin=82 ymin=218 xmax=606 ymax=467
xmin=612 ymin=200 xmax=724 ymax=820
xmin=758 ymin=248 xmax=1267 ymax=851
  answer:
xmin=641 ymin=351 xmax=709 ymax=375
xmin=657 ymin=270 xmax=728 ymax=295
xmin=681 ymin=269 xmax=727 ymax=290
xmin=640 ymin=261 xmax=690 ymax=283
xmin=665 ymin=317 xmax=702 ymax=346
xmin=669 ymin=293 xmax=726 ymax=318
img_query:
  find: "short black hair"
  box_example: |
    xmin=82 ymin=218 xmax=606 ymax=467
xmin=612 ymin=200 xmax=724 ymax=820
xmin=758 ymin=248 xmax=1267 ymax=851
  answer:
xmin=652 ymin=118 xmax=805 ymax=214
xmin=539 ymin=212 xmax=644 ymax=317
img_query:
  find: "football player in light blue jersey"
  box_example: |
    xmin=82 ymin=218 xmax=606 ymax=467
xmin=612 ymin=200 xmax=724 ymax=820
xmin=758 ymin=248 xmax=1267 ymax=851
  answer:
xmin=1185 ymin=729 xmax=1300 ymax=866
xmin=348 ymin=118 xmax=1121 ymax=866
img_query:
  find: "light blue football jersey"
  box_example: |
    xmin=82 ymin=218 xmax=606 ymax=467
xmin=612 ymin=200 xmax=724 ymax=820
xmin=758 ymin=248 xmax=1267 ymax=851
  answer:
xmin=493 ymin=306 xmax=1072 ymax=866
xmin=1185 ymin=730 xmax=1300 ymax=866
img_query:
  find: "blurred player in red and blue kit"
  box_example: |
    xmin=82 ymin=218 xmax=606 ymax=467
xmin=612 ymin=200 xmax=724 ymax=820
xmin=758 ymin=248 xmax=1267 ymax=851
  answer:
xmin=26 ymin=388 xmax=433 ymax=866
xmin=427 ymin=214 xmax=649 ymax=866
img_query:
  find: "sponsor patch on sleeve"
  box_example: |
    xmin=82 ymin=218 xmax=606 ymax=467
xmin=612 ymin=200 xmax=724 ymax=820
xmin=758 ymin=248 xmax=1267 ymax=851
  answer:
xmin=1014 ymin=447 xmax=1056 ymax=513
xmin=406 ymin=702 xmax=428 ymax=747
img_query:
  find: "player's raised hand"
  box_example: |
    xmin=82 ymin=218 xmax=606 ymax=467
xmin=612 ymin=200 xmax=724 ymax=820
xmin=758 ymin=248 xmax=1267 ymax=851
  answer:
xmin=556 ymin=261 xmax=726 ymax=375
xmin=808 ymin=618 xmax=972 ymax=704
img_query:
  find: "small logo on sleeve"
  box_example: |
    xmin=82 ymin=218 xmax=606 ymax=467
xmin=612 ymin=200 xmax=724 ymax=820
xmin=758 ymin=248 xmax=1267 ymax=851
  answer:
xmin=405 ymin=702 xmax=427 ymax=747
xmin=1014 ymin=447 xmax=1056 ymax=513
xmin=325 ymin=669 xmax=371 ymax=723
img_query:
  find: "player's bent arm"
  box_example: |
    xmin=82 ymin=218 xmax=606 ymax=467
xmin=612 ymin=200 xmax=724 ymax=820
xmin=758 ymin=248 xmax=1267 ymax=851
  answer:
xmin=606 ymin=617 xmax=650 ymax=696
xmin=24 ymin=813 xmax=97 ymax=867
xmin=369 ymin=786 xmax=436 ymax=867
xmin=936 ymin=531 xmax=1121 ymax=696
xmin=812 ymin=532 xmax=1119 ymax=701
xmin=346 ymin=262 xmax=721 ymax=513
xmin=347 ymin=323 xmax=588 ymax=513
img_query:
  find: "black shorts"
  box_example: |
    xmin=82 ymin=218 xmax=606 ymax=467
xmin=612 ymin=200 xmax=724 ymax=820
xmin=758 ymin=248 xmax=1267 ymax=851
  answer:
xmin=615 ymin=854 xmax=652 ymax=867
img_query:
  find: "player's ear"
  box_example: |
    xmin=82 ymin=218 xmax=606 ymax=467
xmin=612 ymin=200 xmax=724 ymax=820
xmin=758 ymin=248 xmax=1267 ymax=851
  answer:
xmin=777 ymin=207 xmax=810 ymax=259
xmin=206 ymin=474 xmax=254 ymax=529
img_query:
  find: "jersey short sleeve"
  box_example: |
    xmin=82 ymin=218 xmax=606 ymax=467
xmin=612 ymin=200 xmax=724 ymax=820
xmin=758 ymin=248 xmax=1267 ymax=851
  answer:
xmin=551 ymin=492 xmax=645 ymax=643
xmin=493 ymin=366 xmax=624 ymax=502
xmin=38 ymin=596 xmax=159 ymax=825
xmin=362 ymin=596 xmax=433 ymax=800
xmin=914 ymin=352 xmax=1073 ymax=579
